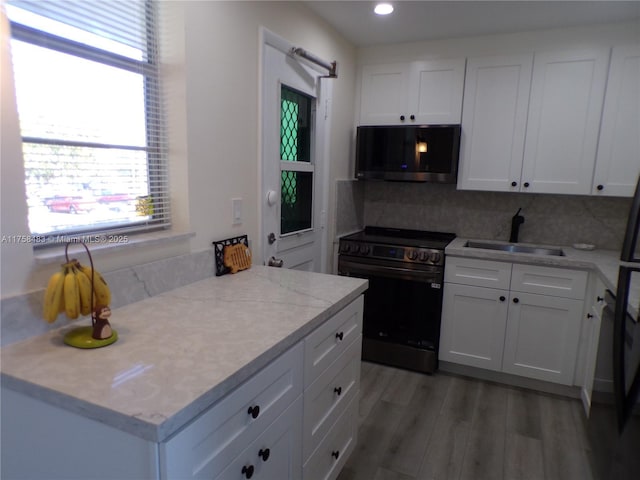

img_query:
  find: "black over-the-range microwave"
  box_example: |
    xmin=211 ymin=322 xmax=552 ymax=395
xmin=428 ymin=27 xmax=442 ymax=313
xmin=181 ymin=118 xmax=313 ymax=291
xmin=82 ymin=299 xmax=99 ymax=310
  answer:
xmin=355 ymin=124 xmax=461 ymax=183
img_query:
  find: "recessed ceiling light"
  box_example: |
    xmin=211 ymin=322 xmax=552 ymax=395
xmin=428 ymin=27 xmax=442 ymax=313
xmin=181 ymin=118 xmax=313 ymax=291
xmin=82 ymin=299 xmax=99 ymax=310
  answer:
xmin=374 ymin=3 xmax=394 ymax=16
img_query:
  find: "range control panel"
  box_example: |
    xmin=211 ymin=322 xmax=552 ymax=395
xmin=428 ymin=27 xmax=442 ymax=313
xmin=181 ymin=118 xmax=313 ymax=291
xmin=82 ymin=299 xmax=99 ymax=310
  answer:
xmin=338 ymin=241 xmax=443 ymax=266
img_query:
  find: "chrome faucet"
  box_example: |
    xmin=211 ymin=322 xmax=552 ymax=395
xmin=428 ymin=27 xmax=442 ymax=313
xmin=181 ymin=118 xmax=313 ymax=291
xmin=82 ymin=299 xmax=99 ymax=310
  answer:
xmin=510 ymin=208 xmax=525 ymax=243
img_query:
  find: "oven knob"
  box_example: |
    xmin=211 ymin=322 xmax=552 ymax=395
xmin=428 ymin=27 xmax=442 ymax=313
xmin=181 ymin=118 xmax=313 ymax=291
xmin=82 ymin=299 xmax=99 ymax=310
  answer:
xmin=351 ymin=244 xmax=360 ymax=254
xmin=340 ymin=243 xmax=350 ymax=254
xmin=419 ymin=251 xmax=430 ymax=262
xmin=430 ymin=252 xmax=441 ymax=264
xmin=407 ymin=250 xmax=418 ymax=261
xmin=360 ymin=245 xmax=370 ymax=255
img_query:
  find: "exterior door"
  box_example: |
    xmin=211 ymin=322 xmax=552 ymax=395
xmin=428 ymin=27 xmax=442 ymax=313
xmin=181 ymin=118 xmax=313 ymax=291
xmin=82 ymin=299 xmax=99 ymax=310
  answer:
xmin=261 ymin=35 xmax=330 ymax=272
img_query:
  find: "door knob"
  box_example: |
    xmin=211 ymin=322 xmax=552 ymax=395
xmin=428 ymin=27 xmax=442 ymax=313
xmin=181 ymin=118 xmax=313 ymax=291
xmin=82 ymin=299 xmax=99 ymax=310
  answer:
xmin=266 ymin=190 xmax=278 ymax=206
xmin=267 ymin=232 xmax=276 ymax=244
xmin=268 ymin=256 xmax=284 ymax=267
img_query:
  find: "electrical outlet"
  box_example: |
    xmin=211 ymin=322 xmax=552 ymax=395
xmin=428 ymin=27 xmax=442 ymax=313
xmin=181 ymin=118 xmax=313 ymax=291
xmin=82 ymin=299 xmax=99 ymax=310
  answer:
xmin=232 ymin=198 xmax=242 ymax=225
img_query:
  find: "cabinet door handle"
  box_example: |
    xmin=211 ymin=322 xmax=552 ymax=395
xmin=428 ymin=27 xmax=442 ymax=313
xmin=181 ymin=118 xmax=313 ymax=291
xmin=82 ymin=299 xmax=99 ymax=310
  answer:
xmin=523 ymin=182 xmax=530 ymax=188
xmin=587 ymin=313 xmax=594 ymax=319
xmin=242 ymin=465 xmax=254 ymax=479
xmin=511 ymin=181 xmax=517 ymax=187
xmin=597 ymin=296 xmax=604 ymax=302
xmin=513 ymin=297 xmax=519 ymax=304
xmin=410 ymin=114 xmax=415 ymax=120
xmin=499 ymin=296 xmax=506 ymax=302
xmin=259 ymin=448 xmax=270 ymax=462
xmin=335 ymin=331 xmax=344 ymax=341
xmin=247 ymin=405 xmax=260 ymax=419
xmin=334 ymin=386 xmax=342 ymax=396
xmin=597 ymin=184 xmax=604 ymax=191
xmin=400 ymin=115 xmax=405 ymax=121
xmin=331 ymin=450 xmax=340 ymax=460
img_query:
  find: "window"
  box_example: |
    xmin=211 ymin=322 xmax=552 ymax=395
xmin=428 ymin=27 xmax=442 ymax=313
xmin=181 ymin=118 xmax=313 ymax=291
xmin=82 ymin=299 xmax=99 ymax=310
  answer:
xmin=6 ymin=0 xmax=169 ymax=244
xmin=280 ymin=85 xmax=313 ymax=235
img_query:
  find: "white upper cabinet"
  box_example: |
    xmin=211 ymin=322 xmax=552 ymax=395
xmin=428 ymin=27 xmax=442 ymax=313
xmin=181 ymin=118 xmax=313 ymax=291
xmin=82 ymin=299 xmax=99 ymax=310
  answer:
xmin=359 ymin=58 xmax=466 ymax=125
xmin=459 ymin=48 xmax=611 ymax=195
xmin=359 ymin=63 xmax=410 ymax=125
xmin=458 ymin=53 xmax=533 ymax=191
xmin=522 ymin=48 xmax=610 ymax=194
xmin=592 ymin=44 xmax=640 ymax=197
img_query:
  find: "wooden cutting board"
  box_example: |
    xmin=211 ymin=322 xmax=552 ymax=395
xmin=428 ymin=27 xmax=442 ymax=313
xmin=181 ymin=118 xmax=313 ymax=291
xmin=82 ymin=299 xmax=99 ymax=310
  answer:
xmin=223 ymin=244 xmax=252 ymax=273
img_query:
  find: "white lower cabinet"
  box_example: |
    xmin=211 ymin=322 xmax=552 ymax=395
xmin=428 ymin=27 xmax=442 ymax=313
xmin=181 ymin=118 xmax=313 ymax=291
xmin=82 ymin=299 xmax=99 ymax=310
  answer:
xmin=439 ymin=283 xmax=509 ymax=371
xmin=580 ymin=276 xmax=608 ymax=414
xmin=1 ymin=296 xmax=364 ymax=480
xmin=302 ymin=296 xmax=363 ymax=480
xmin=303 ymin=396 xmax=358 ymax=480
xmin=161 ymin=342 xmax=304 ymax=480
xmin=501 ymin=291 xmax=583 ymax=384
xmin=440 ymin=257 xmax=587 ymax=385
xmin=214 ymin=397 xmax=303 ymax=480
xmin=162 ymin=295 xmax=364 ymax=480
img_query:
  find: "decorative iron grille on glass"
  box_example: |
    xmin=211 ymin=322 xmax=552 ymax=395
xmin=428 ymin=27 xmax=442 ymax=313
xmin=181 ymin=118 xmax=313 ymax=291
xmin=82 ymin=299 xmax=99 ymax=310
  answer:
xmin=280 ymin=85 xmax=313 ymax=235
xmin=6 ymin=0 xmax=169 ymax=244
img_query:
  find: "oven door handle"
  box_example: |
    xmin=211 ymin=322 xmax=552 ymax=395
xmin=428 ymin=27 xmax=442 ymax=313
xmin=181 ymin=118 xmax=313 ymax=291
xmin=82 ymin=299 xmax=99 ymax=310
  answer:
xmin=339 ymin=260 xmax=439 ymax=284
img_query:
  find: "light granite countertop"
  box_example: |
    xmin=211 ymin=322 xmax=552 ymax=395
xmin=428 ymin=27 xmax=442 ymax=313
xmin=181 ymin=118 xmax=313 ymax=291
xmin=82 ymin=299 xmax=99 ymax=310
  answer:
xmin=446 ymin=237 xmax=639 ymax=320
xmin=0 ymin=266 xmax=368 ymax=443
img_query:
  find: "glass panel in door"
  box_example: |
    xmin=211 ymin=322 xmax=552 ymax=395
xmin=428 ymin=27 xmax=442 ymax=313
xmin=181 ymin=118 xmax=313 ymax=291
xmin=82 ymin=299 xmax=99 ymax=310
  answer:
xmin=280 ymin=85 xmax=313 ymax=235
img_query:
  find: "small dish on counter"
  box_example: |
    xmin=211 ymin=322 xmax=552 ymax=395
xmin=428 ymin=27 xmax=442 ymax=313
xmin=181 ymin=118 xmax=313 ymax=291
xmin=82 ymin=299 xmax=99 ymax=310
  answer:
xmin=573 ymin=243 xmax=596 ymax=251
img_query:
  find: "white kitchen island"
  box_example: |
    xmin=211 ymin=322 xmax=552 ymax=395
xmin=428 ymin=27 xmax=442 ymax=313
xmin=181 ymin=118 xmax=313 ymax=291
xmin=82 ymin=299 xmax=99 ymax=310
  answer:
xmin=1 ymin=266 xmax=367 ymax=480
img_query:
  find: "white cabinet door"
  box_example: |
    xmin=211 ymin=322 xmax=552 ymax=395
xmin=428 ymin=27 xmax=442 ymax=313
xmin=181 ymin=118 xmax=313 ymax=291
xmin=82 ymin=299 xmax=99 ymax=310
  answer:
xmin=581 ymin=276 xmax=607 ymax=414
xmin=408 ymin=58 xmax=465 ymax=124
xmin=502 ymin=292 xmax=583 ymax=385
xmin=458 ymin=54 xmax=533 ymax=191
xmin=440 ymin=283 xmax=509 ymax=371
xmin=359 ymin=63 xmax=411 ymax=125
xmin=359 ymin=59 xmax=465 ymax=125
xmin=302 ymin=396 xmax=358 ymax=480
xmin=522 ymin=48 xmax=610 ymax=194
xmin=215 ymin=397 xmax=303 ymax=480
xmin=593 ymin=44 xmax=640 ymax=197
xmin=161 ymin=343 xmax=303 ymax=480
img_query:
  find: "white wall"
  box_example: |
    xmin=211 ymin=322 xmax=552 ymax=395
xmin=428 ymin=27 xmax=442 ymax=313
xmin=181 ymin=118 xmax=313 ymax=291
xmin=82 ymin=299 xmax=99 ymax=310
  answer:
xmin=0 ymin=1 xmax=356 ymax=298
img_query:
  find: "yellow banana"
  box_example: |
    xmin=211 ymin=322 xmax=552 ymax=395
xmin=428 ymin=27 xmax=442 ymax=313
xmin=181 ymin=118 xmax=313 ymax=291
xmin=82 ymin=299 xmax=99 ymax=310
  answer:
xmin=63 ymin=266 xmax=80 ymax=320
xmin=77 ymin=264 xmax=111 ymax=306
xmin=42 ymin=269 xmax=65 ymax=323
xmin=75 ymin=266 xmax=93 ymax=316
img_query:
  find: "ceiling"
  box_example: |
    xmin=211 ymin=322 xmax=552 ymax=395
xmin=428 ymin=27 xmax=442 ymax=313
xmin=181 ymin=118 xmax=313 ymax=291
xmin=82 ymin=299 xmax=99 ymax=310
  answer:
xmin=304 ymin=1 xmax=640 ymax=47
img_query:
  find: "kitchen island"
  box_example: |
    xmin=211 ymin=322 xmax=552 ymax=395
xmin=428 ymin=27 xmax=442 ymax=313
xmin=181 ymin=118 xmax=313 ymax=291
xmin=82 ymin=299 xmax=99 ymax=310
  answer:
xmin=1 ymin=266 xmax=368 ymax=479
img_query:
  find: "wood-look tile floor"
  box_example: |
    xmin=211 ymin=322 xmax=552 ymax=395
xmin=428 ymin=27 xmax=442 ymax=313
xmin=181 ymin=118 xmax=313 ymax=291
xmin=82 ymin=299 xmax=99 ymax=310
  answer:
xmin=337 ymin=361 xmax=594 ymax=480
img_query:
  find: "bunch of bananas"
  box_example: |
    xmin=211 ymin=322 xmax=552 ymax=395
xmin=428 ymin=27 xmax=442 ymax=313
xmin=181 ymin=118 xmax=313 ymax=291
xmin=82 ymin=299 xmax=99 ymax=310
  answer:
xmin=43 ymin=259 xmax=111 ymax=323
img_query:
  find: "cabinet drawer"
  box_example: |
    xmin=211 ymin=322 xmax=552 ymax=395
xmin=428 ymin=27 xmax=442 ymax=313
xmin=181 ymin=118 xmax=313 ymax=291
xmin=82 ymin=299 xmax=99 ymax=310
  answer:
xmin=215 ymin=396 xmax=302 ymax=480
xmin=304 ymin=296 xmax=363 ymax=387
xmin=445 ymin=257 xmax=511 ymax=289
xmin=303 ymin=395 xmax=358 ymax=480
xmin=303 ymin=335 xmax=362 ymax=461
xmin=161 ymin=342 xmax=303 ymax=480
xmin=511 ymin=264 xmax=587 ymax=299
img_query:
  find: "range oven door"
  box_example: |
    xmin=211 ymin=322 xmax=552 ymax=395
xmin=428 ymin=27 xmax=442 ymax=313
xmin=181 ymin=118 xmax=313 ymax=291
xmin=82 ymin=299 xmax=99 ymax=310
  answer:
xmin=338 ymin=256 xmax=444 ymax=353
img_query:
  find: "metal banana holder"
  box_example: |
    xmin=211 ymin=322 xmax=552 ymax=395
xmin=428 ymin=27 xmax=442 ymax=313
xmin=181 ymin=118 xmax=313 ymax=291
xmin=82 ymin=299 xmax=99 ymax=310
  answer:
xmin=62 ymin=241 xmax=118 ymax=349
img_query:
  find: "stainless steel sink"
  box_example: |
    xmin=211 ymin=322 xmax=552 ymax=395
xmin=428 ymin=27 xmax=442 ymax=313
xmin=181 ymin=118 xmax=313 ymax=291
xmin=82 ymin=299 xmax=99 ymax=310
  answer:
xmin=465 ymin=241 xmax=565 ymax=256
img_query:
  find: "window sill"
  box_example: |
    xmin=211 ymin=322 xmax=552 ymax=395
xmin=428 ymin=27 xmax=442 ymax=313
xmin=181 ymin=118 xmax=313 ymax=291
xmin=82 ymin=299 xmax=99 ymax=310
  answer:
xmin=34 ymin=230 xmax=196 ymax=265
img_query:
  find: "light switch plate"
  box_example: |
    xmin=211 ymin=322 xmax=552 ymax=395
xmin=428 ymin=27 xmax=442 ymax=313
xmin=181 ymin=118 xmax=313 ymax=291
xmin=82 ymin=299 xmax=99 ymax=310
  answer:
xmin=232 ymin=198 xmax=242 ymax=225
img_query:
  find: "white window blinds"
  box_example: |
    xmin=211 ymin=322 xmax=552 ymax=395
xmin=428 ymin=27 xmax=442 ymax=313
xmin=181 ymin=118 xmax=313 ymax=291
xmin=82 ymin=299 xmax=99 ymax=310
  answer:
xmin=7 ymin=0 xmax=170 ymax=243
